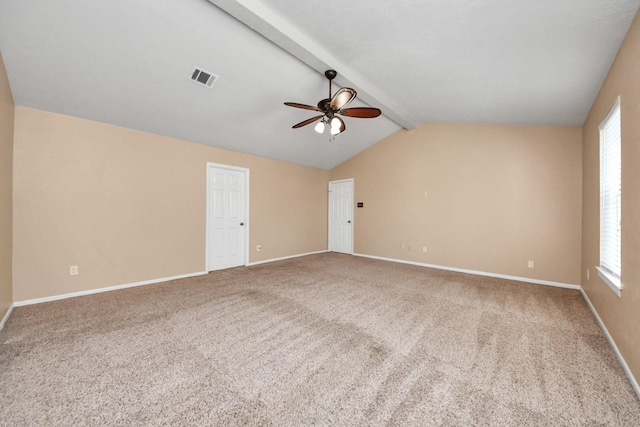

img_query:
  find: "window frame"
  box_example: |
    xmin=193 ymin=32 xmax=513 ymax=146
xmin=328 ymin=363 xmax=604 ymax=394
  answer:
xmin=597 ymin=96 xmax=622 ymax=297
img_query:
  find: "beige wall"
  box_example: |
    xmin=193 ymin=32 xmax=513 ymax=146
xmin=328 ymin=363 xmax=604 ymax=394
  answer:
xmin=13 ymin=107 xmax=328 ymax=301
xmin=330 ymin=123 xmax=582 ymax=285
xmin=0 ymin=51 xmax=14 ymax=319
xmin=582 ymin=11 xmax=640 ymax=384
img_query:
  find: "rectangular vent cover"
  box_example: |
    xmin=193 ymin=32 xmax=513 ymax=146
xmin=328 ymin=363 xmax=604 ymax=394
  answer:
xmin=190 ymin=67 xmax=218 ymax=88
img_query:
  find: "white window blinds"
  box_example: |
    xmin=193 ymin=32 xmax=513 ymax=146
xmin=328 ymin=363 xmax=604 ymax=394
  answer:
xmin=599 ymin=97 xmax=621 ymax=279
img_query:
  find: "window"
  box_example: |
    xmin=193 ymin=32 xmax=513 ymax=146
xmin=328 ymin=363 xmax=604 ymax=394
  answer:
xmin=597 ymin=97 xmax=622 ymax=296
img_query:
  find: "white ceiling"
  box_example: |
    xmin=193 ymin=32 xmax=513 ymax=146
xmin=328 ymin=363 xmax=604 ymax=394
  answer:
xmin=1 ymin=0 xmax=638 ymax=170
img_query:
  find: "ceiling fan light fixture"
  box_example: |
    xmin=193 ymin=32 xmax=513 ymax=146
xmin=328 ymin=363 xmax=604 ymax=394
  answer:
xmin=314 ymin=121 xmax=325 ymax=134
xmin=331 ymin=116 xmax=345 ymax=136
xmin=330 ymin=117 xmax=341 ymax=129
xmin=330 ymin=117 xmax=342 ymax=135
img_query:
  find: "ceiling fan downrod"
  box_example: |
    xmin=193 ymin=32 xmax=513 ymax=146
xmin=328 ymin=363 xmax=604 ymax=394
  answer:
xmin=325 ymin=69 xmax=337 ymax=99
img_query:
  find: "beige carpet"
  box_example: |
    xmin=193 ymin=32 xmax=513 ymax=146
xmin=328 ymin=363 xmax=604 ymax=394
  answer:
xmin=1 ymin=253 xmax=639 ymax=425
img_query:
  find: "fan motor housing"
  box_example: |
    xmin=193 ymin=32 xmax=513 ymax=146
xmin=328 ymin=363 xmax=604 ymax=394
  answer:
xmin=317 ymin=98 xmax=332 ymax=112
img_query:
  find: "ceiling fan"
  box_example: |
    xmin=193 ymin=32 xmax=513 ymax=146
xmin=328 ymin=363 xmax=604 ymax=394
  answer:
xmin=284 ymin=69 xmax=382 ymax=136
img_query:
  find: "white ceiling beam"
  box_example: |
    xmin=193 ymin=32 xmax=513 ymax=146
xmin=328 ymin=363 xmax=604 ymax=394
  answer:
xmin=206 ymin=0 xmax=418 ymax=130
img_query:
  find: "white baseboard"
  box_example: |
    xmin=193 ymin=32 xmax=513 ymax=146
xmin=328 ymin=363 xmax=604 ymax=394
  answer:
xmin=353 ymin=253 xmax=580 ymax=290
xmin=0 ymin=303 xmax=14 ymax=331
xmin=247 ymin=250 xmax=329 ymax=267
xmin=580 ymin=288 xmax=640 ymax=399
xmin=13 ymin=271 xmax=208 ymax=307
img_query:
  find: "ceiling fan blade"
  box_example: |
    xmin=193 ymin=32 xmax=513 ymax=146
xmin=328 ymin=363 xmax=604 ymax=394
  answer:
xmin=292 ymin=115 xmax=324 ymax=129
xmin=330 ymin=88 xmax=357 ymax=110
xmin=339 ymin=107 xmax=382 ymax=118
xmin=284 ymin=102 xmax=322 ymax=112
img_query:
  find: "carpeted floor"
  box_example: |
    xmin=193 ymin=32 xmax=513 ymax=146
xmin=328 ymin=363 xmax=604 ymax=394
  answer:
xmin=1 ymin=253 xmax=639 ymax=425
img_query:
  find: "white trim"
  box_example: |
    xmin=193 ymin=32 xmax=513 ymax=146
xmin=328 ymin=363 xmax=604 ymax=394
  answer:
xmin=246 ymin=250 xmax=328 ymax=267
xmin=580 ymin=288 xmax=640 ymax=399
xmin=205 ymin=162 xmax=250 ymax=272
xmin=596 ymin=266 xmax=622 ymax=297
xmin=328 ymin=178 xmax=354 ymax=255
xmin=353 ymin=253 xmax=580 ymax=290
xmin=13 ymin=271 xmax=207 ymax=307
xmin=0 ymin=303 xmax=14 ymax=331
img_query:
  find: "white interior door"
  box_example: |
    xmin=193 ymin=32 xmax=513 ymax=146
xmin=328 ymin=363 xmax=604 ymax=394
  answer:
xmin=206 ymin=164 xmax=248 ymax=271
xmin=328 ymin=179 xmax=354 ymax=254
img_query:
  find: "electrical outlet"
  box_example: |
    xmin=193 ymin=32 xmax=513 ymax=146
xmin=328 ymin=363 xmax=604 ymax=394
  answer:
xmin=70 ymin=265 xmax=78 ymax=276
xmin=422 ymin=246 xmax=428 ymax=253
xmin=423 ymin=190 xmax=428 ymax=197
xmin=527 ymin=260 xmax=534 ymax=269
xmin=256 ymin=244 xmax=262 ymax=251
xmin=401 ymin=243 xmax=406 ymax=249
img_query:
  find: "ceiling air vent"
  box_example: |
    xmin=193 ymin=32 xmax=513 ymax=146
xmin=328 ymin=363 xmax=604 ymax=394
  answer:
xmin=190 ymin=67 xmax=218 ymax=88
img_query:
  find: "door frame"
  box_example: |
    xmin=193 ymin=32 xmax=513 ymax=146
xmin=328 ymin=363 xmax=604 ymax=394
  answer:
xmin=328 ymin=178 xmax=354 ymax=255
xmin=205 ymin=162 xmax=250 ymax=272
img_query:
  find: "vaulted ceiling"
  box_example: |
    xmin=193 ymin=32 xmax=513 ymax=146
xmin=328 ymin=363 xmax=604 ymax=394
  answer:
xmin=1 ymin=0 xmax=638 ymax=169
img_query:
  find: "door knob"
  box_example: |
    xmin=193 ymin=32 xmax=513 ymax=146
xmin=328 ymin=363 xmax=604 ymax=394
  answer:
xmin=240 ymin=222 xmax=245 ymax=226
xmin=348 ymin=220 xmax=351 ymax=223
